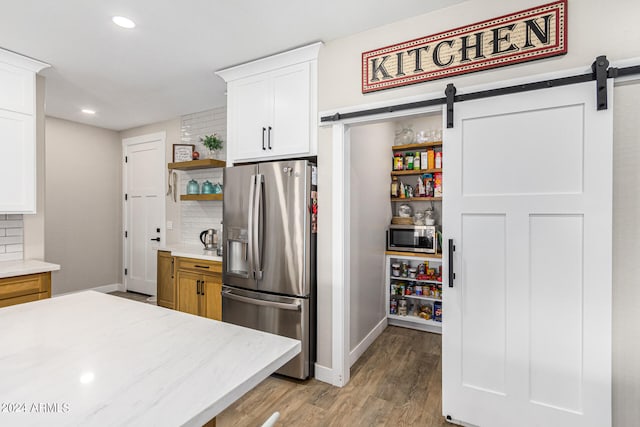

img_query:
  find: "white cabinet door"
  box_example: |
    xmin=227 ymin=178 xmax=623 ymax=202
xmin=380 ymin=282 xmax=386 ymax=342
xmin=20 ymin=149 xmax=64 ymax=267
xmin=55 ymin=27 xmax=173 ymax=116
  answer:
xmin=0 ymin=62 xmax=34 ymax=115
xmin=229 ymin=76 xmax=271 ymax=161
xmin=270 ymin=62 xmax=311 ymax=157
xmin=442 ymin=81 xmax=613 ymax=427
xmin=0 ymin=109 xmax=34 ymax=213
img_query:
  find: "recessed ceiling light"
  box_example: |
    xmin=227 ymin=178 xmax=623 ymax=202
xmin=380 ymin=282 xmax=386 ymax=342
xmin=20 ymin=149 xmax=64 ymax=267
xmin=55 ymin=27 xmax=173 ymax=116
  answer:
xmin=112 ymin=16 xmax=136 ymax=29
xmin=82 ymin=109 xmax=96 ymax=115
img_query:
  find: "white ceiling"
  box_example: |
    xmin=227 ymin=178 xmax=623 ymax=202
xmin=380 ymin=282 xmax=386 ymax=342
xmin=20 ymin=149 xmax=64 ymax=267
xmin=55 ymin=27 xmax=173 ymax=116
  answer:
xmin=1 ymin=0 xmax=464 ymax=131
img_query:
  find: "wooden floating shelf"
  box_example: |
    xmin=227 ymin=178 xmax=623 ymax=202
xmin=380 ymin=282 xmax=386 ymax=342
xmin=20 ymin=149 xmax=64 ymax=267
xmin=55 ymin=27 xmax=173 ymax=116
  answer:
xmin=391 ymin=197 xmax=442 ymax=202
xmin=385 ymin=251 xmax=442 ymax=259
xmin=391 ymin=168 xmax=442 ymax=176
xmin=180 ymin=194 xmax=223 ymax=201
xmin=168 ymin=159 xmax=226 ymax=170
xmin=392 ymin=141 xmax=442 ymax=151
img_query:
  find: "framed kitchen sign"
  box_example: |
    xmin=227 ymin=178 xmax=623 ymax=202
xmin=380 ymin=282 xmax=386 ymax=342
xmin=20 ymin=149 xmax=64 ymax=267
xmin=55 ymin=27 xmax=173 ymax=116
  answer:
xmin=362 ymin=0 xmax=567 ymax=93
xmin=173 ymin=144 xmax=195 ymax=162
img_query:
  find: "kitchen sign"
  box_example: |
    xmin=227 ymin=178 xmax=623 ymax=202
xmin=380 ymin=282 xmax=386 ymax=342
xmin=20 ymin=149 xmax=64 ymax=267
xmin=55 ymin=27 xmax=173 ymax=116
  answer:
xmin=362 ymin=0 xmax=567 ymax=93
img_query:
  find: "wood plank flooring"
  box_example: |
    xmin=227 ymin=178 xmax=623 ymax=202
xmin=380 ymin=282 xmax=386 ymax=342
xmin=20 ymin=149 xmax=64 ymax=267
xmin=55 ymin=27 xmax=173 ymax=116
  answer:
xmin=217 ymin=326 xmax=448 ymax=427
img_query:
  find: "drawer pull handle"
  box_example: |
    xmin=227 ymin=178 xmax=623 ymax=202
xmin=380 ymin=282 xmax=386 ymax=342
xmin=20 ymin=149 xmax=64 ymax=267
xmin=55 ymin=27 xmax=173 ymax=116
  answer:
xmin=194 ymin=265 xmax=210 ymax=269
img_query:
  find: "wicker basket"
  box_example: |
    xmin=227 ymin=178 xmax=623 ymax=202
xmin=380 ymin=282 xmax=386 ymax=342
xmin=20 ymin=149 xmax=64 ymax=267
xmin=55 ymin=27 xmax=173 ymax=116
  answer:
xmin=391 ymin=216 xmax=414 ymax=225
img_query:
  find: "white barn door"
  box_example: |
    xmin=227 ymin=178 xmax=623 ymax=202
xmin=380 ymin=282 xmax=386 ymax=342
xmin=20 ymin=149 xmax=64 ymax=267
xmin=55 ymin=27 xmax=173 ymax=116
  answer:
xmin=442 ymin=81 xmax=613 ymax=427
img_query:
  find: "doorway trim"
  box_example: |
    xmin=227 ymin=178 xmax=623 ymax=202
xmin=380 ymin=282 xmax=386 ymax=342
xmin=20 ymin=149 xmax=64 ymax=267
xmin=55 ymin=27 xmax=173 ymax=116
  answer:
xmin=324 ymin=106 xmax=444 ymax=387
xmin=122 ymin=131 xmax=167 ymax=292
xmin=320 ymin=57 xmax=640 ymax=388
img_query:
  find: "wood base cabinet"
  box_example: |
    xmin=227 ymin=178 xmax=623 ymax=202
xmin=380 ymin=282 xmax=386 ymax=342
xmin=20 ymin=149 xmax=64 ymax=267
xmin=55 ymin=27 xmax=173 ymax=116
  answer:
xmin=0 ymin=272 xmax=51 ymax=308
xmin=176 ymin=257 xmax=222 ymax=321
xmin=156 ymin=250 xmax=176 ymax=309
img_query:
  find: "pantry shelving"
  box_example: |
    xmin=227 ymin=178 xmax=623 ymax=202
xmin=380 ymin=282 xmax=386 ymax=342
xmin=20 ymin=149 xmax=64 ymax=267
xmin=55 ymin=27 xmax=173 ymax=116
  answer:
xmin=386 ymin=252 xmax=442 ymax=334
xmin=391 ymin=168 xmax=442 ymax=176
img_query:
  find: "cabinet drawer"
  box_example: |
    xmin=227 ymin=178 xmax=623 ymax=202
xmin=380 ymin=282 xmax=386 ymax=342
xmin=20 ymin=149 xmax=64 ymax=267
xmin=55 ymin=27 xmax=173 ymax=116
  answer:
xmin=0 ymin=273 xmax=49 ymax=300
xmin=0 ymin=291 xmax=48 ymax=308
xmin=176 ymin=257 xmax=222 ymax=274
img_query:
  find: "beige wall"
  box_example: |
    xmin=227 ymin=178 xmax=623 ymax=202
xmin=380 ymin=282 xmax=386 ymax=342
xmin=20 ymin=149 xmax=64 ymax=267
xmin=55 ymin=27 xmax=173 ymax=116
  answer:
xmin=23 ymin=75 xmax=46 ymax=259
xmin=120 ymin=118 xmax=182 ymax=245
xmin=349 ymin=122 xmax=393 ymax=352
xmin=612 ymin=81 xmax=640 ymax=426
xmin=45 ymin=118 xmax=122 ymax=295
xmin=315 ymin=1 xmax=640 ymax=420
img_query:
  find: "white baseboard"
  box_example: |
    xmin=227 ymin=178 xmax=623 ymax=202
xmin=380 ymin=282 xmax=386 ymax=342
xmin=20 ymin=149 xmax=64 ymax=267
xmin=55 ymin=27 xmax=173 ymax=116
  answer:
xmin=53 ymin=283 xmax=124 ymax=297
xmin=349 ymin=317 xmax=387 ymax=367
xmin=91 ymin=283 xmax=124 ymax=293
xmin=314 ymin=363 xmax=342 ymax=387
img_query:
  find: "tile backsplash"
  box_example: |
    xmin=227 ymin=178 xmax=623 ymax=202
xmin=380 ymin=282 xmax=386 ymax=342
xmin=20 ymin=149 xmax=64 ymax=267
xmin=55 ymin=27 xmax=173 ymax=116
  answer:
xmin=0 ymin=214 xmax=24 ymax=261
xmin=180 ymin=107 xmax=226 ymax=245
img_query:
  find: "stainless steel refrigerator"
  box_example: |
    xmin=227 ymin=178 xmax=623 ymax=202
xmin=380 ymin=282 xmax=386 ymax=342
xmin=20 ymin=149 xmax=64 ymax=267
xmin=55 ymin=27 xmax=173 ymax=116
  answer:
xmin=222 ymin=159 xmax=317 ymax=379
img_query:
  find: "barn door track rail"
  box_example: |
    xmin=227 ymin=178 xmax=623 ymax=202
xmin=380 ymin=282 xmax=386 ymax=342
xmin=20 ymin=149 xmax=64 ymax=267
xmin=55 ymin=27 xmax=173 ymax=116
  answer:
xmin=320 ymin=55 xmax=640 ymax=128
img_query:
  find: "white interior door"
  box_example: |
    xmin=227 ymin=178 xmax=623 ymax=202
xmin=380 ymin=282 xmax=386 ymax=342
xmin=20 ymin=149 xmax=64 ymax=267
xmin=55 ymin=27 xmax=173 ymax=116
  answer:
xmin=124 ymin=134 xmax=166 ymax=295
xmin=442 ymin=81 xmax=613 ymax=427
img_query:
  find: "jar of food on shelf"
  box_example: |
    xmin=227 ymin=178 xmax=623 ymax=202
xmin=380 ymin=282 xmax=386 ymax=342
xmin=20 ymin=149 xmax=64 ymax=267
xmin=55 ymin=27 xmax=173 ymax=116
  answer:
xmin=408 ymin=268 xmax=417 ymax=279
xmin=398 ymin=203 xmax=412 ymax=217
xmin=406 ymin=284 xmax=414 ymax=295
xmin=393 ymin=153 xmax=404 ymax=171
xmin=413 ymin=153 xmax=421 ymax=170
xmin=405 ymin=152 xmax=414 ymax=170
xmin=395 ymin=127 xmax=415 ymax=145
xmin=390 ymin=176 xmax=399 ymax=198
xmin=435 ymin=151 xmax=442 ymax=168
xmin=398 ymin=298 xmax=408 ymax=316
xmin=400 ymin=261 xmax=409 ymax=277
xmin=415 ymin=285 xmax=423 ymax=296
xmin=391 ymin=263 xmax=400 ymax=277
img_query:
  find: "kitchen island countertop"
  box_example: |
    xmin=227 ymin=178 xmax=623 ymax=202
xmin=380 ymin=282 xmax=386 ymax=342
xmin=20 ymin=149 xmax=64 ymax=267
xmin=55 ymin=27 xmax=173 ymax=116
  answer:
xmin=0 ymin=291 xmax=299 ymax=426
xmin=157 ymin=243 xmax=222 ymax=262
xmin=0 ymin=259 xmax=60 ymax=279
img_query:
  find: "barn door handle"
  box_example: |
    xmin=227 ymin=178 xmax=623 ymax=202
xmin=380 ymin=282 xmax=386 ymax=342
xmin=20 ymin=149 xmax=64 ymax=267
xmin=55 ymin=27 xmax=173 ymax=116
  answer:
xmin=150 ymin=237 xmax=160 ymax=242
xmin=448 ymin=239 xmax=455 ymax=288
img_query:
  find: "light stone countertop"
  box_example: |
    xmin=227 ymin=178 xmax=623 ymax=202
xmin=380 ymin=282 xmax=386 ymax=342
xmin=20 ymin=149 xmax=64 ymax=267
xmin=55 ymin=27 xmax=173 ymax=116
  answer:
xmin=157 ymin=243 xmax=222 ymax=262
xmin=0 ymin=259 xmax=60 ymax=279
xmin=0 ymin=291 xmax=300 ymax=426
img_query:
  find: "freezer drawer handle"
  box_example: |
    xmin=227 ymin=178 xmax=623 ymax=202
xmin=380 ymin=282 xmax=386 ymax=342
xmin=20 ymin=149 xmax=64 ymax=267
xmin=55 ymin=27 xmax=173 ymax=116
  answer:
xmin=222 ymin=290 xmax=301 ymax=311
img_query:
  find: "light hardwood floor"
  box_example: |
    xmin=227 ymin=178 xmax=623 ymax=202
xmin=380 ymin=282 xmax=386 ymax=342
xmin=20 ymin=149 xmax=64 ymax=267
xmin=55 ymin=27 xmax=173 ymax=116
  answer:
xmin=217 ymin=326 xmax=448 ymax=427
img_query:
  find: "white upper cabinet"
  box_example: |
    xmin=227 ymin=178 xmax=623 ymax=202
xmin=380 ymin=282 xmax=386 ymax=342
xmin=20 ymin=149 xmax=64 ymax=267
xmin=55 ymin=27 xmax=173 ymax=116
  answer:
xmin=0 ymin=49 xmax=49 ymax=214
xmin=217 ymin=42 xmax=321 ymax=163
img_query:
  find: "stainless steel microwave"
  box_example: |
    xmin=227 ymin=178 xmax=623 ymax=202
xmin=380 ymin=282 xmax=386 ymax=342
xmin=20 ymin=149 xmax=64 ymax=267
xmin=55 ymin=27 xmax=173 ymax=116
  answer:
xmin=387 ymin=224 xmax=437 ymax=253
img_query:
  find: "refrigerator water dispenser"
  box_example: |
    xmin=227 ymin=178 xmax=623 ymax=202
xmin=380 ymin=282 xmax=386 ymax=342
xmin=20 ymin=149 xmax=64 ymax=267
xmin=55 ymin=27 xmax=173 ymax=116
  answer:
xmin=227 ymin=227 xmax=248 ymax=277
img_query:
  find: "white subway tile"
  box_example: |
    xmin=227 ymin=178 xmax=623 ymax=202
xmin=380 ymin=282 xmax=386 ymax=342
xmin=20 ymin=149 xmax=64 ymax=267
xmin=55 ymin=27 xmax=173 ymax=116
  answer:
xmin=6 ymin=228 xmax=23 ymax=236
xmin=6 ymin=244 xmax=23 ymax=253
xmin=0 ymin=229 xmax=5 ymax=237
xmin=0 ymin=252 xmax=22 ymax=261
xmin=0 ymin=214 xmax=6 ymax=221
xmin=0 ymin=220 xmax=23 ymax=228
xmin=0 ymin=236 xmax=22 ymax=245
xmin=7 ymin=214 xmax=23 ymax=220
xmin=0 ymin=245 xmax=5 ymax=254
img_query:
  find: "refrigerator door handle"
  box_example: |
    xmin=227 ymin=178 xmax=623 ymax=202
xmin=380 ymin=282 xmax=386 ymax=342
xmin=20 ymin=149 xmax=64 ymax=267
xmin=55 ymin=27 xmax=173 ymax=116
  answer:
xmin=247 ymin=174 xmax=257 ymax=279
xmin=222 ymin=289 xmax=301 ymax=311
xmin=254 ymin=174 xmax=264 ymax=280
